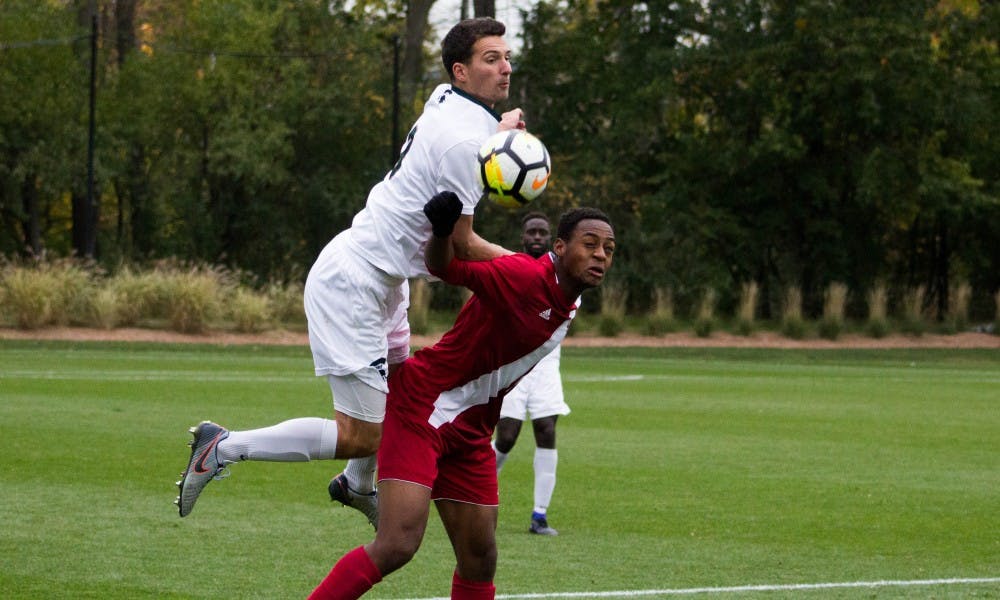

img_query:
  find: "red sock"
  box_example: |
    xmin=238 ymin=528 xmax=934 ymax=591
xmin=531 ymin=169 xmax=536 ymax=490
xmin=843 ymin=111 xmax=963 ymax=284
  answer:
xmin=451 ymin=571 xmax=495 ymax=600
xmin=307 ymin=546 xmax=383 ymax=600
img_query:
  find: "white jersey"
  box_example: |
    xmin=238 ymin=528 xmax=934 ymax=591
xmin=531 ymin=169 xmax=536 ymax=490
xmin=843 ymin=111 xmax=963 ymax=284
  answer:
xmin=347 ymin=83 xmax=501 ymax=279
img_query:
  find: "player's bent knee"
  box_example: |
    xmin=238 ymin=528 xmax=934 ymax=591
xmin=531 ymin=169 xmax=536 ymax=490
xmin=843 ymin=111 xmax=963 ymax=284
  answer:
xmin=456 ymin=547 xmax=497 ymax=581
xmin=368 ymin=536 xmax=422 ymax=576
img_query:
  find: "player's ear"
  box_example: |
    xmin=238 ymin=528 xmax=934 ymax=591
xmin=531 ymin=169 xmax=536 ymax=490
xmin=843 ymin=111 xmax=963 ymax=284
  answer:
xmin=553 ymin=238 xmax=566 ymax=257
xmin=452 ymin=61 xmax=468 ymax=83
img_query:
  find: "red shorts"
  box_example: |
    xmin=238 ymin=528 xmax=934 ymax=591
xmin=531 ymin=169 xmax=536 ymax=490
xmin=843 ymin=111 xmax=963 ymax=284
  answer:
xmin=377 ymin=404 xmax=499 ymax=506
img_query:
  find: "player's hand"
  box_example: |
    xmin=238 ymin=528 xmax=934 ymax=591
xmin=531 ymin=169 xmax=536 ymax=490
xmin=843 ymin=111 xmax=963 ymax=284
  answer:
xmin=424 ymin=191 xmax=463 ymax=238
xmin=498 ymin=108 xmax=526 ymax=131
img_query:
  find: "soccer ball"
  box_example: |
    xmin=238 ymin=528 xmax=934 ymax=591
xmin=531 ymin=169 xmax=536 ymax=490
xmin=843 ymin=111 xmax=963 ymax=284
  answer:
xmin=476 ymin=130 xmax=551 ymax=209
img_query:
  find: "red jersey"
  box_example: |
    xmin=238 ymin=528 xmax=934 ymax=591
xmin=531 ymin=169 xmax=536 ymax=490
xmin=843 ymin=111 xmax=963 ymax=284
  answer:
xmin=388 ymin=252 xmax=578 ymax=442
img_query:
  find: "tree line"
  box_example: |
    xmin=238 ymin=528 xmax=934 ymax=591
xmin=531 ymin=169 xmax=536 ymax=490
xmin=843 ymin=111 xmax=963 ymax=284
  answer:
xmin=1 ymin=0 xmax=997 ymax=322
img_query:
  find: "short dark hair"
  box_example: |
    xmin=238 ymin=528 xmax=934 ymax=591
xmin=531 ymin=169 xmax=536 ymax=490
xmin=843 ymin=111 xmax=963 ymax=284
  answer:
xmin=557 ymin=207 xmax=612 ymax=241
xmin=521 ymin=211 xmax=549 ymax=227
xmin=441 ymin=18 xmax=506 ymax=80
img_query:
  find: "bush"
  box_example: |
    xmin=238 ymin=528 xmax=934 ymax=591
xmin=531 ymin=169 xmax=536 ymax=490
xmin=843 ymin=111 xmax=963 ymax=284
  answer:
xmin=645 ymin=287 xmax=676 ymax=335
xmin=229 ymin=288 xmax=273 ymax=333
xmin=109 ymin=267 xmax=162 ymax=326
xmin=598 ymin=284 xmax=627 ymax=337
xmin=866 ymin=283 xmax=890 ymax=339
xmin=819 ymin=282 xmax=847 ymax=340
xmin=693 ymin=288 xmax=716 ymax=338
xmin=781 ymin=286 xmax=806 ymax=340
xmin=943 ymin=281 xmax=971 ymax=333
xmin=0 ymin=258 xmax=99 ymax=329
xmin=155 ymin=264 xmax=227 ymax=334
xmin=267 ymin=280 xmax=305 ymax=325
xmin=408 ymin=279 xmax=432 ymax=335
xmin=735 ymin=281 xmax=758 ymax=336
xmin=900 ymin=285 xmax=927 ymax=337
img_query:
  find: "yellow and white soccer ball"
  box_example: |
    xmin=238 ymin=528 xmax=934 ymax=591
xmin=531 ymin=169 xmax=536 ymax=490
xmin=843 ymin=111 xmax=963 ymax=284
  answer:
xmin=476 ymin=130 xmax=551 ymax=209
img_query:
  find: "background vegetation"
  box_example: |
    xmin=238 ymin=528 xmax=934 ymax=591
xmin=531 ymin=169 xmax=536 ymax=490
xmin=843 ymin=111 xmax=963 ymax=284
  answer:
xmin=1 ymin=0 xmax=997 ymax=326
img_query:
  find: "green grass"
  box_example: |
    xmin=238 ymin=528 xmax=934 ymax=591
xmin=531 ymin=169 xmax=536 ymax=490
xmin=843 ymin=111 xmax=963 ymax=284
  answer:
xmin=1 ymin=341 xmax=998 ymax=599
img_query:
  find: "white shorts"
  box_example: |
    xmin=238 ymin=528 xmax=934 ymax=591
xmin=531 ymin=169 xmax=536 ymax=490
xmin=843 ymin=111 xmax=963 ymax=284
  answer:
xmin=304 ymin=230 xmax=411 ymax=395
xmin=500 ymin=346 xmax=569 ymax=421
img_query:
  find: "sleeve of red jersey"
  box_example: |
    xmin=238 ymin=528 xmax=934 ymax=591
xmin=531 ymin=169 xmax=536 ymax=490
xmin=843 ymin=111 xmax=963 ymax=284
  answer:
xmin=430 ymin=254 xmax=537 ymax=309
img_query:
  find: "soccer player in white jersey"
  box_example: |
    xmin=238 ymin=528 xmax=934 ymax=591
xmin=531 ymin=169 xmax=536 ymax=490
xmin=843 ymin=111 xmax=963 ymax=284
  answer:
xmin=492 ymin=212 xmax=569 ymax=536
xmin=175 ymin=18 xmax=525 ymax=526
xmin=307 ymin=193 xmax=615 ymax=600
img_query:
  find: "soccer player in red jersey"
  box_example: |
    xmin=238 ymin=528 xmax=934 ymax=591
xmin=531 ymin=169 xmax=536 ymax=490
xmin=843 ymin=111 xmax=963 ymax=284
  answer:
xmin=307 ymin=192 xmax=615 ymax=600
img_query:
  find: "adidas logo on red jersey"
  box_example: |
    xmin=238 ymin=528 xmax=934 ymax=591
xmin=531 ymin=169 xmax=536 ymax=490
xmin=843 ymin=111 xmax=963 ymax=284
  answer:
xmin=538 ymin=308 xmax=552 ymax=320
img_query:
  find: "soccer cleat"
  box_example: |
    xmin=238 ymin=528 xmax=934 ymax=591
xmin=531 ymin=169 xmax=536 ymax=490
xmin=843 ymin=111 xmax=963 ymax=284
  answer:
xmin=176 ymin=421 xmax=230 ymax=517
xmin=529 ymin=513 xmax=558 ymax=536
xmin=328 ymin=473 xmax=378 ymax=530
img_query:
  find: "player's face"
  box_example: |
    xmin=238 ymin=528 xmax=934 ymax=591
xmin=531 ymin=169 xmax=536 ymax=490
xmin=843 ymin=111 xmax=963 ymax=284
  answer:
xmin=455 ymin=36 xmax=512 ymax=107
xmin=521 ymin=217 xmax=551 ymax=258
xmin=556 ymin=219 xmax=615 ymax=289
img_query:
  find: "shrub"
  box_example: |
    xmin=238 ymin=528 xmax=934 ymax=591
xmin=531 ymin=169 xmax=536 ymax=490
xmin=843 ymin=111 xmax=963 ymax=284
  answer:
xmin=0 ymin=259 xmax=99 ymax=329
xmin=944 ymin=281 xmax=971 ymax=333
xmin=89 ymin=287 xmax=121 ymax=330
xmin=267 ymin=280 xmax=305 ymax=325
xmin=781 ymin=286 xmax=806 ymax=339
xmin=408 ymin=278 xmax=432 ymax=335
xmin=693 ymin=288 xmax=716 ymax=338
xmin=598 ymin=284 xmax=627 ymax=337
xmin=866 ymin=282 xmax=890 ymax=338
xmin=994 ymin=290 xmax=1000 ymax=336
xmin=735 ymin=281 xmax=758 ymax=336
xmin=819 ymin=282 xmax=848 ymax=340
xmin=108 ymin=267 xmax=162 ymax=326
xmin=645 ymin=286 xmax=676 ymax=335
xmin=900 ymin=285 xmax=927 ymax=337
xmin=155 ymin=264 xmax=227 ymax=334
xmin=1 ymin=262 xmax=53 ymax=329
xmin=229 ymin=288 xmax=273 ymax=333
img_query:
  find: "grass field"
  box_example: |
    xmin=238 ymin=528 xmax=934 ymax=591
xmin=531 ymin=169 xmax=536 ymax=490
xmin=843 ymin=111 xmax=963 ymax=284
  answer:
xmin=1 ymin=340 xmax=998 ymax=599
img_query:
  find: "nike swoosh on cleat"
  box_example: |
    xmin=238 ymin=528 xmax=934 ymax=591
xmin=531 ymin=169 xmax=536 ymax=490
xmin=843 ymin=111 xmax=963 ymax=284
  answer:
xmin=192 ymin=433 xmax=223 ymax=474
xmin=531 ymin=172 xmax=550 ymax=190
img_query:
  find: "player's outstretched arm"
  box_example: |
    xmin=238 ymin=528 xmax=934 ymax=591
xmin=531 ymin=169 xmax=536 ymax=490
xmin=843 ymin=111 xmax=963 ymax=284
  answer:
xmin=424 ymin=191 xmax=462 ymax=273
xmin=451 ymin=216 xmax=514 ymax=261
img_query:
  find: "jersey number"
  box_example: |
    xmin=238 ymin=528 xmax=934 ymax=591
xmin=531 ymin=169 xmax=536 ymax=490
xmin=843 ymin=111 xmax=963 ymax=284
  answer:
xmin=389 ymin=126 xmax=417 ymax=178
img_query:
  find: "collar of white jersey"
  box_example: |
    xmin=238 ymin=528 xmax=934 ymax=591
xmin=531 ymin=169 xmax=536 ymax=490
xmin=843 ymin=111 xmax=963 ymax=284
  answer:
xmin=447 ymin=85 xmax=501 ymax=122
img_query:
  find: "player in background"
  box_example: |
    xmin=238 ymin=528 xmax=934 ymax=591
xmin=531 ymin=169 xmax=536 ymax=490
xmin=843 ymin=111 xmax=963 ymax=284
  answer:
xmin=307 ymin=193 xmax=616 ymax=600
xmin=175 ymin=17 xmax=525 ymax=527
xmin=492 ymin=211 xmax=567 ymax=536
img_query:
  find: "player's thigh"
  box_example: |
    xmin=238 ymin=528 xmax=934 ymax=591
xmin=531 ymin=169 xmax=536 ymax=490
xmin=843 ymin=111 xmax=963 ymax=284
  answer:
xmin=367 ymin=479 xmax=433 ymax=574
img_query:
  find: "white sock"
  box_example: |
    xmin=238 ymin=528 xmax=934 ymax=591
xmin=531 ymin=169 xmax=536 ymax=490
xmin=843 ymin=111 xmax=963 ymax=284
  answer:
xmin=492 ymin=440 xmax=510 ymax=472
xmin=344 ymin=455 xmax=377 ymax=494
xmin=533 ymin=447 xmax=558 ymax=515
xmin=218 ymin=417 xmax=338 ymax=463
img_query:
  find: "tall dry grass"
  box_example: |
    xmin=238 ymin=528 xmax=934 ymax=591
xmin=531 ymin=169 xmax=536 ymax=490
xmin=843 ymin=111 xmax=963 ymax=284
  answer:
xmin=598 ymin=283 xmax=628 ymax=337
xmin=819 ymin=282 xmax=848 ymax=340
xmin=945 ymin=281 xmax=971 ymax=333
xmin=735 ymin=281 xmax=758 ymax=336
xmin=781 ymin=285 xmax=806 ymax=339
xmin=693 ymin=287 xmax=716 ymax=338
xmin=645 ymin=286 xmax=676 ymax=335
xmin=408 ymin=278 xmax=432 ymax=335
xmin=866 ymin=282 xmax=890 ymax=338
xmin=900 ymin=285 xmax=927 ymax=336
